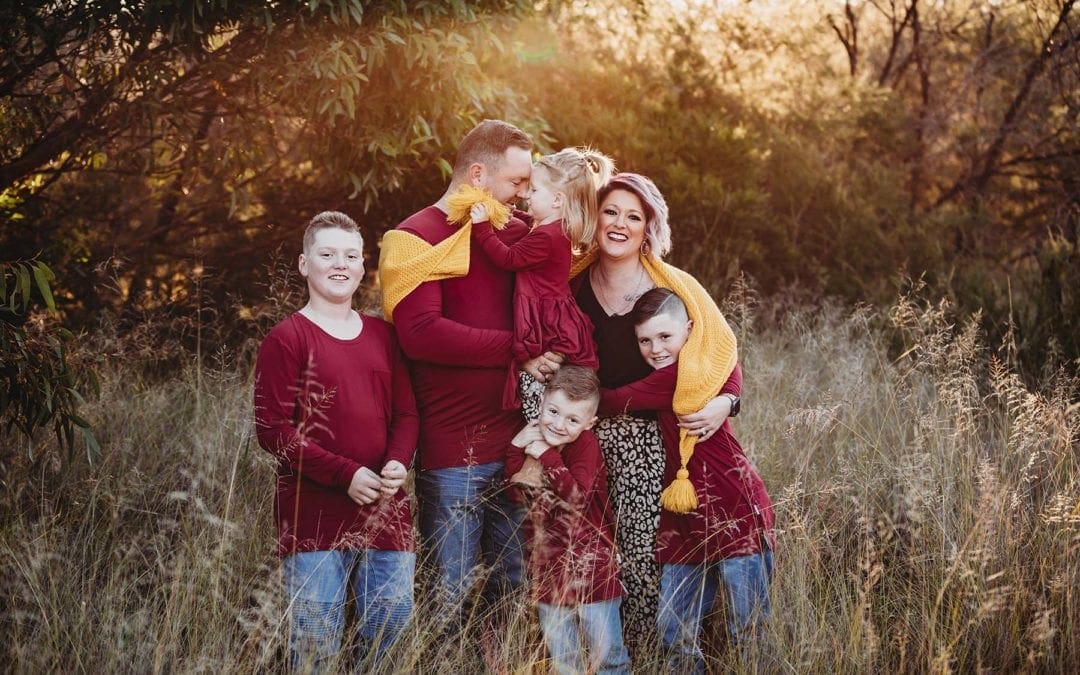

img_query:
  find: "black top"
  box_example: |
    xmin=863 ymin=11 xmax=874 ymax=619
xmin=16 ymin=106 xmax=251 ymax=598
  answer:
xmin=576 ymin=274 xmax=657 ymax=420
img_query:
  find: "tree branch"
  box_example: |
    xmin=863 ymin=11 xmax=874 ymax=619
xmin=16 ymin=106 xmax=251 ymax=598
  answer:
xmin=828 ymin=1 xmax=860 ymax=78
xmin=933 ymin=0 xmax=1077 ymax=208
xmin=877 ymin=0 xmax=916 ymax=86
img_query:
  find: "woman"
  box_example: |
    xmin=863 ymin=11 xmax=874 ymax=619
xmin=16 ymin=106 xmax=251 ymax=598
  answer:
xmin=569 ymin=173 xmax=740 ymax=658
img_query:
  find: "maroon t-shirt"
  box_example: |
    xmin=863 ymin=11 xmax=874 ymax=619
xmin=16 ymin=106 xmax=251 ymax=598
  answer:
xmin=254 ymin=313 xmax=418 ymax=555
xmin=599 ymin=363 xmax=776 ymax=563
xmin=505 ymin=430 xmax=622 ymax=605
xmin=393 ymin=206 xmax=530 ymax=469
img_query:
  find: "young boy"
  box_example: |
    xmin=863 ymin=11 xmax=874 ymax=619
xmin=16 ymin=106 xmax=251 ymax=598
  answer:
xmin=504 ymin=365 xmax=631 ymax=674
xmin=598 ymin=288 xmax=775 ymax=673
xmin=253 ymin=211 xmax=419 ymax=669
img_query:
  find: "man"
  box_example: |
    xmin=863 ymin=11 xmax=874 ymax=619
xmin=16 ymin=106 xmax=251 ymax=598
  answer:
xmin=388 ymin=119 xmax=561 ymax=627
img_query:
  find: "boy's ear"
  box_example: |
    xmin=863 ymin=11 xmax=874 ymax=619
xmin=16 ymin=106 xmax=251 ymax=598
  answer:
xmin=686 ymin=318 xmax=694 ymax=332
xmin=297 ymin=253 xmax=308 ymax=277
xmin=585 ymin=415 xmax=598 ymax=431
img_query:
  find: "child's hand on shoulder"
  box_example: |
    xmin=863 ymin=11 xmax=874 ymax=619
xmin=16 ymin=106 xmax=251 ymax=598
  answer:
xmin=470 ymin=202 xmax=489 ymax=225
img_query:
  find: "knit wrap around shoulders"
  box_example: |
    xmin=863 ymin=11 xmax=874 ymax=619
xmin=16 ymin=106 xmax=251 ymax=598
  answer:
xmin=570 ymin=250 xmax=738 ymax=513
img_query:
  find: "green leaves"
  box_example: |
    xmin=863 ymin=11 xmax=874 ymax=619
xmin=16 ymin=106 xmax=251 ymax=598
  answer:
xmin=31 ymin=262 xmax=55 ymax=311
xmin=1 ymin=259 xmax=99 ymax=464
xmin=3 ymin=260 xmax=55 ymax=313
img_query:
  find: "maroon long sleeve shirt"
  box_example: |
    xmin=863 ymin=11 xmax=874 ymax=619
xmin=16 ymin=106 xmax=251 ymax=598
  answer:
xmin=599 ymin=363 xmax=776 ymax=563
xmin=505 ymin=430 xmax=622 ymax=605
xmin=392 ymin=206 xmax=530 ymax=469
xmin=254 ymin=313 xmax=418 ymax=555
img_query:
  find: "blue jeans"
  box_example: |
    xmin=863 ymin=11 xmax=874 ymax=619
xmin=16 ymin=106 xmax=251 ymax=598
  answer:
xmin=657 ymin=551 xmax=773 ymax=672
xmin=416 ymin=461 xmax=526 ymax=623
xmin=283 ymin=549 xmax=415 ymax=670
xmin=538 ymin=599 xmax=631 ymax=674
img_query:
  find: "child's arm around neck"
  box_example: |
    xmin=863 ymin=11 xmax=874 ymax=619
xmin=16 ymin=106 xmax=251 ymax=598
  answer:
xmin=597 ymin=364 xmax=678 ymax=416
xmin=472 ymin=214 xmax=556 ymax=272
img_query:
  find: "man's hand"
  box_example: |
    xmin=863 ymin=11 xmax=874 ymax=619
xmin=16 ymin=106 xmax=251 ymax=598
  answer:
xmin=470 ymin=203 xmax=489 ymax=225
xmin=347 ymin=467 xmax=383 ymax=505
xmin=522 ymin=350 xmax=565 ymax=383
xmin=379 ymin=460 xmax=408 ymax=497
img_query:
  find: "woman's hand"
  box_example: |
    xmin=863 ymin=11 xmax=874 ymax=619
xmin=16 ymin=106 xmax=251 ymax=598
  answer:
xmin=677 ymin=394 xmax=734 ymax=442
xmin=522 ymin=350 xmax=565 ymax=383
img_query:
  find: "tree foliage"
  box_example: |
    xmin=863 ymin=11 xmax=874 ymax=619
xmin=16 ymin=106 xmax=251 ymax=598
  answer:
xmin=1 ymin=0 xmax=1077 ymax=376
xmin=507 ymin=0 xmax=1078 ymax=373
xmin=1 ymin=260 xmax=99 ymax=462
xmin=1 ymin=0 xmax=539 ymax=335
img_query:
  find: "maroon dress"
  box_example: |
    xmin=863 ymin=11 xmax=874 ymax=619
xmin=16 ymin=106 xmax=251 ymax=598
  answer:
xmin=473 ymin=219 xmax=599 ymax=409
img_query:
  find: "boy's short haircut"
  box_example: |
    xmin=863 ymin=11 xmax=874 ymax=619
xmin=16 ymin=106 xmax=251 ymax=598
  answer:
xmin=545 ymin=364 xmax=601 ymax=408
xmin=453 ymin=119 xmax=533 ymax=179
xmin=631 ymin=287 xmax=688 ymax=326
xmin=303 ymin=211 xmax=361 ymax=253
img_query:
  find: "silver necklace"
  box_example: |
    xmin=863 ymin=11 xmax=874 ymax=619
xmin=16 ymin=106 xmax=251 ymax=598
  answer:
xmin=592 ymin=264 xmax=646 ymax=314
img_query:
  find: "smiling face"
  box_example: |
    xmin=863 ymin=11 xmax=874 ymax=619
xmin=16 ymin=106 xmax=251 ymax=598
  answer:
xmin=538 ymin=389 xmax=598 ymax=449
xmin=596 ymin=188 xmax=647 ymax=261
xmin=635 ymin=312 xmax=692 ymax=370
xmin=476 ymin=146 xmax=533 ymax=207
xmin=299 ymin=227 xmax=364 ymax=305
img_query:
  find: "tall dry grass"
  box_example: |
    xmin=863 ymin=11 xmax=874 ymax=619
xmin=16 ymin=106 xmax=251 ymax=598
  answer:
xmin=2 ymin=286 xmax=1077 ymax=672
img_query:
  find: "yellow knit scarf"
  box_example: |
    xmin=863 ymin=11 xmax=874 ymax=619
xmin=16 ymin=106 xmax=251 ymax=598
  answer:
xmin=570 ymin=251 xmax=739 ymax=513
xmin=378 ymin=185 xmax=510 ymax=322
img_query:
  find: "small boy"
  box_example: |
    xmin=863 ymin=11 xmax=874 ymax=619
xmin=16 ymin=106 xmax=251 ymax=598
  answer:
xmin=505 ymin=365 xmax=631 ymax=674
xmin=253 ymin=211 xmax=419 ymax=669
xmin=598 ymin=288 xmax=775 ymax=673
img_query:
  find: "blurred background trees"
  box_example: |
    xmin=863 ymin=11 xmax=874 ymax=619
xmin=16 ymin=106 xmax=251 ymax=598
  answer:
xmin=1 ymin=0 xmax=1077 ymax=377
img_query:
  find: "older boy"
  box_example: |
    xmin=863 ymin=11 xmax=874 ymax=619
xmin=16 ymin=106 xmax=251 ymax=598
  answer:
xmin=254 ymin=211 xmax=418 ymax=668
xmin=505 ymin=365 xmax=630 ymax=674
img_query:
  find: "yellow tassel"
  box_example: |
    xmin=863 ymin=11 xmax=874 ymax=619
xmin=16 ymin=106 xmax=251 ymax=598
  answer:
xmin=660 ymin=430 xmax=699 ymax=514
xmin=661 ymin=468 xmax=698 ymax=514
xmin=446 ymin=184 xmax=511 ymax=230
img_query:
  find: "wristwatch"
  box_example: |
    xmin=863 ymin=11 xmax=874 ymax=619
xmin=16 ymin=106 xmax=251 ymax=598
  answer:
xmin=721 ymin=393 xmax=741 ymax=417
